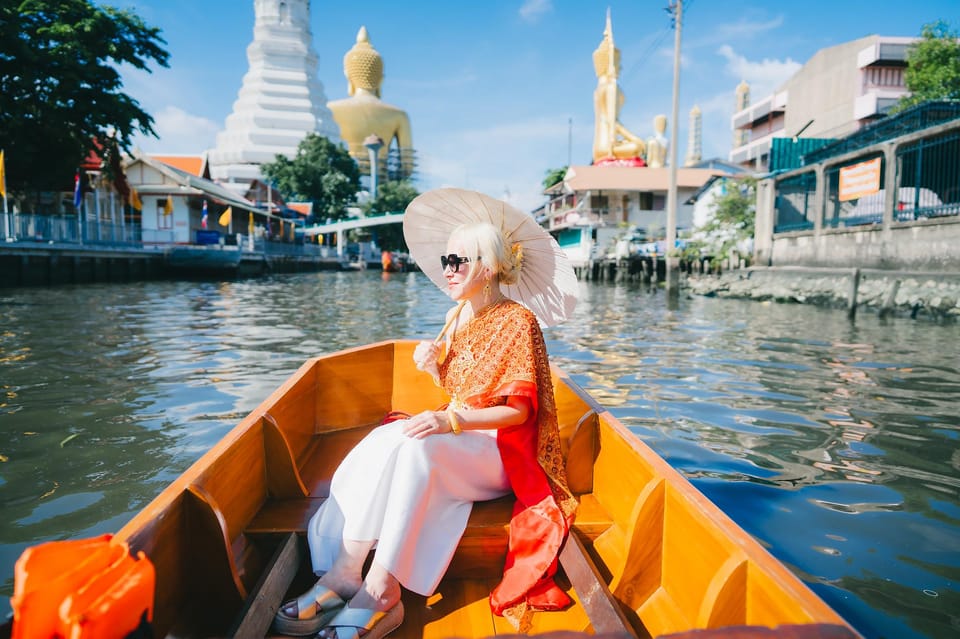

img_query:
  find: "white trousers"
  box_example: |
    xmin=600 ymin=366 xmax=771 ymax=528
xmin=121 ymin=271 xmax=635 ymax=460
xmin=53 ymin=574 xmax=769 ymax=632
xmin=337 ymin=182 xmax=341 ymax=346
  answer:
xmin=306 ymin=420 xmax=511 ymax=596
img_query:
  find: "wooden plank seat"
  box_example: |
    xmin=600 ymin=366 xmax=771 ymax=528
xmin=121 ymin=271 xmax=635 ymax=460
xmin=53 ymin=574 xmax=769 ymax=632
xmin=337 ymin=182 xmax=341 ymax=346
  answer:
xmin=247 ymin=409 xmax=615 ymax=580
xmin=246 ymin=494 xmax=614 ymax=580
xmin=234 ymin=404 xmax=630 ymax=634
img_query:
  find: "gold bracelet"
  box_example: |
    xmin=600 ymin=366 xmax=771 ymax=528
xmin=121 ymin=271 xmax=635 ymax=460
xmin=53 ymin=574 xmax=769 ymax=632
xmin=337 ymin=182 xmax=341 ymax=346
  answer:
xmin=446 ymin=407 xmax=462 ymax=435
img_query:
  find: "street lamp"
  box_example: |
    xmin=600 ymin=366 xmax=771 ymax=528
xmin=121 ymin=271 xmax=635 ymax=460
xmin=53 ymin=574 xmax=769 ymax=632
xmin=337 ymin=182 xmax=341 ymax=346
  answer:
xmin=363 ymin=134 xmax=384 ymax=202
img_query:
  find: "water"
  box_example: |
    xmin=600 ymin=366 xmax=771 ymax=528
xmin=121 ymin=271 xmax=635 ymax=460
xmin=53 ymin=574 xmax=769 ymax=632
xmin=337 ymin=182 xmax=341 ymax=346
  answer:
xmin=1 ymin=272 xmax=957 ymax=638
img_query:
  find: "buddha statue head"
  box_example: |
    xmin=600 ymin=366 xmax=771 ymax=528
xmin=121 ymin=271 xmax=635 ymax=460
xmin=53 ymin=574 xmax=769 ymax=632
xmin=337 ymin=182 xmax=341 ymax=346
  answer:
xmin=344 ymin=26 xmax=383 ymax=98
xmin=653 ymin=114 xmax=667 ymax=136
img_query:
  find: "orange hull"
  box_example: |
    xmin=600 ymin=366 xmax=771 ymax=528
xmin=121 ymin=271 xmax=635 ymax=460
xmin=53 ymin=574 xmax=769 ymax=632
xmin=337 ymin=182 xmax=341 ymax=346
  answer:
xmin=110 ymin=340 xmax=860 ymax=638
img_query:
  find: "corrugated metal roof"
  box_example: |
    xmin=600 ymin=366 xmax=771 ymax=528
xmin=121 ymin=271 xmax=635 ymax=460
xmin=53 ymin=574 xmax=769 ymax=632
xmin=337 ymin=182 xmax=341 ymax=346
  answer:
xmin=769 ymin=138 xmax=833 ymax=172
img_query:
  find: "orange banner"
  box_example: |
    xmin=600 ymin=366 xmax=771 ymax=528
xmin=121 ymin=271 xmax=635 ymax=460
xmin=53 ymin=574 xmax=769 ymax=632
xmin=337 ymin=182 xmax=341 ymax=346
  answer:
xmin=839 ymin=157 xmax=881 ymax=202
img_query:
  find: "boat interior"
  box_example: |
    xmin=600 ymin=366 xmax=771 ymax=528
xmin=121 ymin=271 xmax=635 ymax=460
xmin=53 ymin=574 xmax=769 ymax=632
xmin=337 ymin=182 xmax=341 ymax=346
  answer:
xmin=115 ymin=340 xmax=855 ymax=639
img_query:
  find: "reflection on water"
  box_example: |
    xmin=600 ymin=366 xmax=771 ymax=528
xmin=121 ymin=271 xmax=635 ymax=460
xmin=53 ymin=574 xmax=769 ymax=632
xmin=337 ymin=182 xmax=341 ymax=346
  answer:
xmin=1 ymin=272 xmax=957 ymax=638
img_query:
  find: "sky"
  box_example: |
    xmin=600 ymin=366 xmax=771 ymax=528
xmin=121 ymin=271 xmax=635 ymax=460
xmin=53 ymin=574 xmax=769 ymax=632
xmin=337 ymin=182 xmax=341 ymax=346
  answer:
xmin=121 ymin=0 xmax=957 ymax=212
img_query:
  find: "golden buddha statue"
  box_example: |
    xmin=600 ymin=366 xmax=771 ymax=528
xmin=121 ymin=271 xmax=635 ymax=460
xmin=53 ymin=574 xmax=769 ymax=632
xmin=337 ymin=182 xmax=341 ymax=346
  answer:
xmin=646 ymin=114 xmax=669 ymax=168
xmin=592 ymin=11 xmax=645 ymax=165
xmin=328 ymin=26 xmax=414 ymax=179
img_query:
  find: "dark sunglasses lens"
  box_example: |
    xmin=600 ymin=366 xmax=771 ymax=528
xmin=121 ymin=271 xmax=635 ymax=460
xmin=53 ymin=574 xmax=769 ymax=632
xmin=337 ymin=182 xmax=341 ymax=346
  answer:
xmin=441 ymin=254 xmax=467 ymax=272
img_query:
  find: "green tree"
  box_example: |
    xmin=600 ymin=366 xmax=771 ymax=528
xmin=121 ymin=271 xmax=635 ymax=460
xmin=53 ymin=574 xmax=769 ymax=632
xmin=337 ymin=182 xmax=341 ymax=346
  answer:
xmin=359 ymin=179 xmax=419 ymax=251
xmin=894 ymin=20 xmax=960 ymax=112
xmin=694 ymin=177 xmax=756 ymax=266
xmin=261 ymin=134 xmax=361 ymax=221
xmin=0 ymin=0 xmax=169 ymax=201
xmin=542 ymin=166 xmax=567 ymax=190
xmin=363 ymin=180 xmax=419 ymax=216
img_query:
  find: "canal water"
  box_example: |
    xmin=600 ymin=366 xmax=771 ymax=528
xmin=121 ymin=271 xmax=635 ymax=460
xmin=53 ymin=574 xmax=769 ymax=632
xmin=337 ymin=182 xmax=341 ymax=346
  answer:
xmin=0 ymin=271 xmax=957 ymax=639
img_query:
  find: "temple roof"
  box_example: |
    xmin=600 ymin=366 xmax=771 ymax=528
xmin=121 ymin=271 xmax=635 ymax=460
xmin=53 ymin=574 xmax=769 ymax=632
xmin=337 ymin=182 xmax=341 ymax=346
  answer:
xmin=149 ymin=154 xmax=209 ymax=178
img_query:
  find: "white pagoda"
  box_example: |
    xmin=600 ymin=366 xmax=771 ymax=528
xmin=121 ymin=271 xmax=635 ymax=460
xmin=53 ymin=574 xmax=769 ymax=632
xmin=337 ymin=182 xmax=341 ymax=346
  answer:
xmin=208 ymin=0 xmax=339 ymax=193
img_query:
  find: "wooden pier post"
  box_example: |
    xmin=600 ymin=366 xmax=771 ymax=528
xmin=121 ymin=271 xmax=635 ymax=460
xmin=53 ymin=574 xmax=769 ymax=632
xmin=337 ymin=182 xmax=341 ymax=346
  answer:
xmin=879 ymin=279 xmax=901 ymax=319
xmin=847 ymin=268 xmax=861 ymax=320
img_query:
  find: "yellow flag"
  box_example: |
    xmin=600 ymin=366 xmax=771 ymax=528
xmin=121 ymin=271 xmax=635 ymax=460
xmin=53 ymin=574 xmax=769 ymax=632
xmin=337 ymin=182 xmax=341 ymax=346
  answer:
xmin=248 ymin=211 xmax=254 ymax=235
xmin=0 ymin=150 xmax=6 ymax=198
xmin=164 ymin=195 xmax=173 ymax=215
xmin=129 ymin=188 xmax=142 ymax=211
xmin=218 ymin=206 xmax=232 ymax=227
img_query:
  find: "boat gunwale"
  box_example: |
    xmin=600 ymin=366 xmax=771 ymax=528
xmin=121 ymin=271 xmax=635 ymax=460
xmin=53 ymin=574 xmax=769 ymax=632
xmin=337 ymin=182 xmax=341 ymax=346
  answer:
xmin=111 ymin=339 xmax=859 ymax=637
xmin=551 ymin=365 xmax=853 ymax=629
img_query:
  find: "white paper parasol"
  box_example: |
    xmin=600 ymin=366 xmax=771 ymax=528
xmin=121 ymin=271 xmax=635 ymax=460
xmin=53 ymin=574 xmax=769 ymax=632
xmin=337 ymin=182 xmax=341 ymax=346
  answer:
xmin=404 ymin=188 xmax=578 ymax=326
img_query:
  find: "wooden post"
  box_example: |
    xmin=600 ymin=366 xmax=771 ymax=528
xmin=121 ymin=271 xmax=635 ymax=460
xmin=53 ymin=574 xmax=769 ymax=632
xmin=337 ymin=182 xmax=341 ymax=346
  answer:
xmin=879 ymin=279 xmax=901 ymax=319
xmin=847 ymin=268 xmax=861 ymax=320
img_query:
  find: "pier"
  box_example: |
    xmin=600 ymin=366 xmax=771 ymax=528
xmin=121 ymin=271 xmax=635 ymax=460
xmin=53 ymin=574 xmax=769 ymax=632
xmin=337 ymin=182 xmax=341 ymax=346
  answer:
xmin=0 ymin=219 xmax=343 ymax=287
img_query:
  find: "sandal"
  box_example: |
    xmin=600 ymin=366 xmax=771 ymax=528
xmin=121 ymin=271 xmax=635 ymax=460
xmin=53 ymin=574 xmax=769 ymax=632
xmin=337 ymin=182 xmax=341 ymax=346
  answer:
xmin=273 ymin=582 xmax=346 ymax=636
xmin=320 ymin=601 xmax=404 ymax=639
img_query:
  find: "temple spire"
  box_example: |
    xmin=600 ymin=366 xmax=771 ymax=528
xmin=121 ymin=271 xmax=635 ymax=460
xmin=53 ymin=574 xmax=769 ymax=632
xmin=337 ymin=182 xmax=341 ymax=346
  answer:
xmin=208 ymin=0 xmax=339 ymax=193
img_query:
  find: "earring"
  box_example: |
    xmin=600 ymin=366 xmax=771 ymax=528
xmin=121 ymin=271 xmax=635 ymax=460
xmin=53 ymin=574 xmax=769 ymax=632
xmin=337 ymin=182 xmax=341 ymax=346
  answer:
xmin=483 ymin=280 xmax=491 ymax=304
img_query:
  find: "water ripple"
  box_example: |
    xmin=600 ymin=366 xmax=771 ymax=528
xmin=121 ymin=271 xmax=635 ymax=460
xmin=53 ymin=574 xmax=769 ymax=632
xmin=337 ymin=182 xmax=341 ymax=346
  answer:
xmin=1 ymin=275 xmax=958 ymax=639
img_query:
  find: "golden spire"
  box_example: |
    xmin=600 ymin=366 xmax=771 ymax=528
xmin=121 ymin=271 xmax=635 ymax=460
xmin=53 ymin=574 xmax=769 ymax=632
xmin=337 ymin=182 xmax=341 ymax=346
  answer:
xmin=592 ymin=8 xmax=620 ymax=79
xmin=735 ymin=79 xmax=750 ymax=109
xmin=344 ymin=26 xmax=384 ymax=98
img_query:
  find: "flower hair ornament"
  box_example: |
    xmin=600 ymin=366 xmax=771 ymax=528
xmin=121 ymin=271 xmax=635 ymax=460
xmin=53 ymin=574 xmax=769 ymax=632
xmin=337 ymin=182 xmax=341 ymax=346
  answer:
xmin=510 ymin=241 xmax=524 ymax=274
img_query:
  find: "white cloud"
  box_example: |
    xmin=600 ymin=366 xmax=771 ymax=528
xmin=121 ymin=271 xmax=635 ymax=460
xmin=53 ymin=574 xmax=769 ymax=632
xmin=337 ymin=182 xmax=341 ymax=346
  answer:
xmin=716 ymin=44 xmax=801 ymax=98
xmin=519 ymin=0 xmax=552 ymax=24
xmin=132 ymin=106 xmax=221 ymax=154
xmin=416 ymin=115 xmax=573 ymax=212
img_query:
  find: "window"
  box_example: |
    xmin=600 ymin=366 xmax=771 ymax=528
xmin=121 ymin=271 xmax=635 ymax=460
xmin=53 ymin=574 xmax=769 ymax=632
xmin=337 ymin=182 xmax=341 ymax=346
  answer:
xmin=157 ymin=201 xmax=173 ymax=230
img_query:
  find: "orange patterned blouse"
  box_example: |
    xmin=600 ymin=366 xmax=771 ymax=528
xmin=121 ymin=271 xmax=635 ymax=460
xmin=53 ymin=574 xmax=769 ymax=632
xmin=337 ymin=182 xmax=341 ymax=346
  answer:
xmin=438 ymin=300 xmax=578 ymax=629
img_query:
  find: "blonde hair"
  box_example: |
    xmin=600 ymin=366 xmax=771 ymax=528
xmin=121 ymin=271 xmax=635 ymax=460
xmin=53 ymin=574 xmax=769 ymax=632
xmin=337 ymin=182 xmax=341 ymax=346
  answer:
xmin=449 ymin=222 xmax=521 ymax=287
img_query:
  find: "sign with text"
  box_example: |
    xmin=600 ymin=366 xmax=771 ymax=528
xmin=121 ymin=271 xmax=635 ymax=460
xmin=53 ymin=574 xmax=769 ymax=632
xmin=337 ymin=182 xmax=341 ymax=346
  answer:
xmin=839 ymin=157 xmax=882 ymax=201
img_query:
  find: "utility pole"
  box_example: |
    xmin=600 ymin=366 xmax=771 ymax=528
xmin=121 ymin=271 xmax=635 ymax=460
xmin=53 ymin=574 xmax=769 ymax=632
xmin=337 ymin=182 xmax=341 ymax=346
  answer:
xmin=666 ymin=0 xmax=683 ymax=299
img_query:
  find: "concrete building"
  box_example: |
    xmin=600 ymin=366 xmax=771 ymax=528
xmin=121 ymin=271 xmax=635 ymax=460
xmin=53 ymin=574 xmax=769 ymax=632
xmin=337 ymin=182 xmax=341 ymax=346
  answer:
xmin=731 ymin=35 xmax=916 ymax=171
xmin=126 ymin=153 xmax=268 ymax=246
xmin=537 ymin=165 xmax=725 ymax=267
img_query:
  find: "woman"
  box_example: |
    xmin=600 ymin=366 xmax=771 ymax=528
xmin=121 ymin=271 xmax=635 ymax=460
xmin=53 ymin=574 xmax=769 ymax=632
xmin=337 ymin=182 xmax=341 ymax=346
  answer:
xmin=275 ymin=200 xmax=577 ymax=639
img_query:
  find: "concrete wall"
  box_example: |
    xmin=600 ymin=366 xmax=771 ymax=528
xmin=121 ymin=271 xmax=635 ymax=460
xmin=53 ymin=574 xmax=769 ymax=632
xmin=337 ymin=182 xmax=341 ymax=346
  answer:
xmin=770 ymin=218 xmax=960 ymax=270
xmin=755 ymin=118 xmax=960 ymax=272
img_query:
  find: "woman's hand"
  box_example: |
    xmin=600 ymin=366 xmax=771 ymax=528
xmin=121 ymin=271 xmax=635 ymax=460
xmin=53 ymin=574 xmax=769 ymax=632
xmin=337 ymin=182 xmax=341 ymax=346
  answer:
xmin=413 ymin=340 xmax=440 ymax=380
xmin=402 ymin=410 xmax=450 ymax=439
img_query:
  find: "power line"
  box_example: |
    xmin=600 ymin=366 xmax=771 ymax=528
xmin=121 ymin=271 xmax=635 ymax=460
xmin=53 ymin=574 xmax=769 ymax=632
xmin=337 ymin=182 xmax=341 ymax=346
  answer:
xmin=621 ymin=1 xmax=695 ymax=84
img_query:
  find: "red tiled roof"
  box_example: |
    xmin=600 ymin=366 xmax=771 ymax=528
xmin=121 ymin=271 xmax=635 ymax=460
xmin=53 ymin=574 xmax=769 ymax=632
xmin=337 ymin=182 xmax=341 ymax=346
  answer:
xmin=152 ymin=155 xmax=205 ymax=177
xmin=286 ymin=202 xmax=313 ymax=217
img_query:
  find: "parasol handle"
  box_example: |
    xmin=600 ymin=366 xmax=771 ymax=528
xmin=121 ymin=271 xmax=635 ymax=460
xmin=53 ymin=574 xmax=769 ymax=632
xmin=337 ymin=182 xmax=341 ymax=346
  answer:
xmin=434 ymin=300 xmax=466 ymax=344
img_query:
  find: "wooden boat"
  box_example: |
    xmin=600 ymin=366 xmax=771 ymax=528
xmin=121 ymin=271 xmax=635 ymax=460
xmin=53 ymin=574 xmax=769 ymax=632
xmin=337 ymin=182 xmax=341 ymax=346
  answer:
xmin=165 ymin=244 xmax=242 ymax=273
xmin=109 ymin=340 xmax=861 ymax=638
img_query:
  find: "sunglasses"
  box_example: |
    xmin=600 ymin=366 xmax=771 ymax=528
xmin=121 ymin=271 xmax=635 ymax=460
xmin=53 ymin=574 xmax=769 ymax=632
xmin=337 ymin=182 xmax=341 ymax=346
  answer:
xmin=440 ymin=253 xmax=476 ymax=273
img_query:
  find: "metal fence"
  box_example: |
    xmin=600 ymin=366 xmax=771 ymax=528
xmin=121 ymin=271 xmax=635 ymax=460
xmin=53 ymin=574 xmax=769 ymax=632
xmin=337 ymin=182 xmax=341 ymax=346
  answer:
xmin=894 ymin=129 xmax=960 ymax=221
xmin=803 ymin=100 xmax=960 ymax=164
xmin=2 ymin=213 xmax=142 ymax=246
xmin=773 ymin=120 xmax=960 ymax=233
xmin=773 ymin=172 xmax=817 ymax=232
xmin=824 ymin=152 xmax=886 ymax=228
